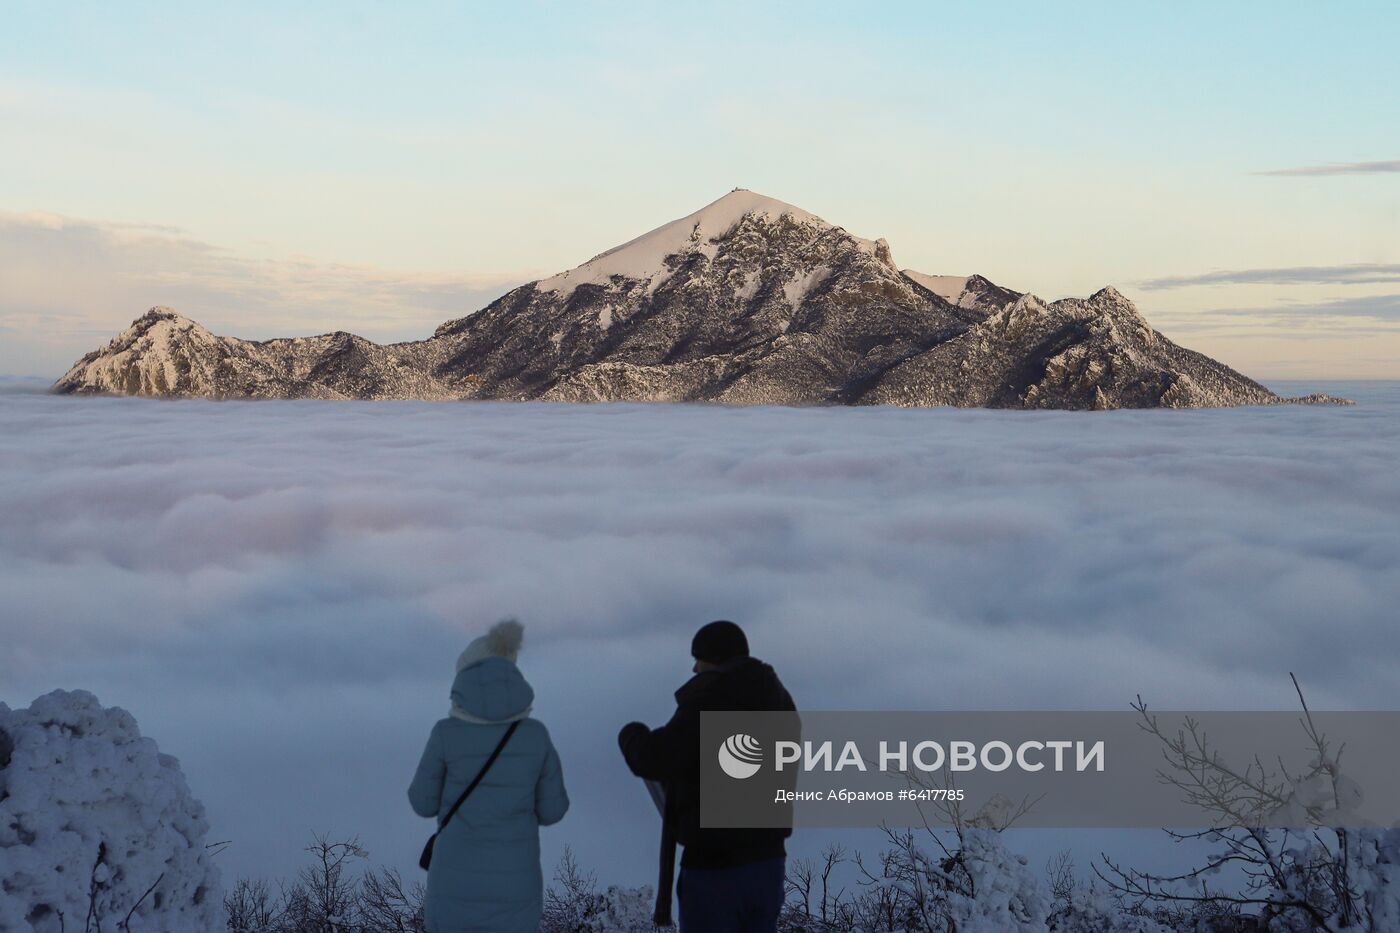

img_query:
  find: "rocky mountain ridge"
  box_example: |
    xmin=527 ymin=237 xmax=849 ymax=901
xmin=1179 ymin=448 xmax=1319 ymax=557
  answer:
xmin=54 ymin=189 xmax=1350 ymax=408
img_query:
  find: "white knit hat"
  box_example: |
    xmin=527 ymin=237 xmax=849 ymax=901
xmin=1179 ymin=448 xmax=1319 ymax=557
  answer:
xmin=456 ymin=618 xmax=524 ymax=672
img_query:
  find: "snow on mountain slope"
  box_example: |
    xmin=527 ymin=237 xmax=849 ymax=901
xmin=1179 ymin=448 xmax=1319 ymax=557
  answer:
xmin=902 ymin=270 xmax=970 ymax=303
xmin=902 ymin=269 xmax=1024 ymax=313
xmin=535 ymin=188 xmax=879 ymax=296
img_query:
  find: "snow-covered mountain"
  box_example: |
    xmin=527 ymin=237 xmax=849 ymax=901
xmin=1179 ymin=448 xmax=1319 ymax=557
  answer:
xmin=53 ymin=189 xmax=1348 ymax=408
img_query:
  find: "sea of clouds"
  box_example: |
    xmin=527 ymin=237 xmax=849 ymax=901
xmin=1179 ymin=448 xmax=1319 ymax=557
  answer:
xmin=3 ymin=380 xmax=1398 ymax=887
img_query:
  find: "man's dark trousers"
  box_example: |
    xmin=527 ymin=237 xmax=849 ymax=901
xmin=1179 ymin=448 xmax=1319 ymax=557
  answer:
xmin=677 ymin=856 xmax=785 ymax=932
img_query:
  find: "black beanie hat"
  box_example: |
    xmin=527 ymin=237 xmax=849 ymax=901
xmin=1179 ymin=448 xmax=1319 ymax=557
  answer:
xmin=691 ymin=620 xmax=749 ymax=664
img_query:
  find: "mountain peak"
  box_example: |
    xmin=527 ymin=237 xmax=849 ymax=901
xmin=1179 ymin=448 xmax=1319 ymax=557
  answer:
xmin=534 ymin=188 xmax=873 ymax=296
xmin=116 ymin=307 xmax=204 ymax=342
xmin=702 ymin=187 xmax=817 ymax=221
xmin=136 ymin=306 xmax=193 ymax=324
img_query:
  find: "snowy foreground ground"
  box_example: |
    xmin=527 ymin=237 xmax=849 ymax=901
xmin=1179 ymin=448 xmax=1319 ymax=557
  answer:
xmin=2 ymin=378 xmax=1398 ymax=894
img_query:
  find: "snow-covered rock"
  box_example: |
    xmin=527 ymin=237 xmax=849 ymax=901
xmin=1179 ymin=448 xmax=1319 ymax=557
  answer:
xmin=864 ymin=285 xmax=1340 ymax=410
xmin=53 ymin=307 xmax=467 ymax=401
xmin=0 ymin=690 xmax=220 ymax=932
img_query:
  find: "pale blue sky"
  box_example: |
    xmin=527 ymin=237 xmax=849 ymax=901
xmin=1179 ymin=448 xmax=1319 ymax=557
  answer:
xmin=2 ymin=1 xmax=1398 ymax=377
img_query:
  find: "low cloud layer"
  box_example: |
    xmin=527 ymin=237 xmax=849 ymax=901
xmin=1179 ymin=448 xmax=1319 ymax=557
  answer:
xmin=1254 ymin=160 xmax=1400 ymax=176
xmin=3 ymin=386 xmax=1398 ymax=884
xmin=0 ymin=211 xmax=523 ymax=375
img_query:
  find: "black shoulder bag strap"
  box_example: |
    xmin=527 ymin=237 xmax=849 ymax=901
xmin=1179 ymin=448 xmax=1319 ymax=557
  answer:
xmin=419 ymin=719 xmax=521 ymax=870
xmin=654 ymin=786 xmax=677 ymax=927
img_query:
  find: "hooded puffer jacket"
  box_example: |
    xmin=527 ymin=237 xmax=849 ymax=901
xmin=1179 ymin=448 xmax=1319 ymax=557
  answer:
xmin=408 ymin=656 xmax=569 ymax=933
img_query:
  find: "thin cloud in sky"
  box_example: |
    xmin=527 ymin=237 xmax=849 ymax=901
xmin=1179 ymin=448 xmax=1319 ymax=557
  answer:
xmin=1142 ymin=294 xmax=1400 ymax=355
xmin=0 ymin=211 xmax=523 ymax=331
xmin=1253 ymin=160 xmax=1400 ymax=176
xmin=1249 ymin=293 xmax=1400 ymax=322
xmin=1138 ymin=264 xmax=1400 ymax=290
xmin=1206 ymin=293 xmax=1400 ymax=325
xmin=0 ymin=210 xmax=526 ymax=374
xmin=1148 ymin=295 xmax=1400 ymax=343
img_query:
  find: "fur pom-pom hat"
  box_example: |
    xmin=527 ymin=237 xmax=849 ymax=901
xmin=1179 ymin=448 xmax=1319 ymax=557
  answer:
xmin=456 ymin=618 xmax=524 ymax=672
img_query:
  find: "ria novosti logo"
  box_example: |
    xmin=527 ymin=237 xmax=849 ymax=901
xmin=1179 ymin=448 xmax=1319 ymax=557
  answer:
xmin=716 ymin=732 xmax=1108 ymax=781
xmin=718 ymin=733 xmax=764 ymax=779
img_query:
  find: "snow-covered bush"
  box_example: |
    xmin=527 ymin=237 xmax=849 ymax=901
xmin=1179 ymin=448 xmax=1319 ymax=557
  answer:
xmin=1247 ymin=825 xmax=1400 ymax=932
xmin=222 ymin=835 xmax=425 ymax=932
xmin=0 ymin=689 xmax=220 ymax=931
xmin=1337 ymin=827 xmax=1400 ymax=932
xmin=942 ymin=829 xmax=1054 ymax=931
xmin=860 ymin=827 xmax=1052 ymax=932
xmin=1047 ymin=885 xmax=1171 ymax=933
xmin=1098 ymin=680 xmax=1400 ymax=932
xmin=780 ymin=832 xmax=1183 ymax=932
xmin=540 ymin=847 xmax=655 ymax=932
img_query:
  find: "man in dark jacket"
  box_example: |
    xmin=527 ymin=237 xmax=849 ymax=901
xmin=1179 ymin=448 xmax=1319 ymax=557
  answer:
xmin=618 ymin=620 xmax=796 ymax=932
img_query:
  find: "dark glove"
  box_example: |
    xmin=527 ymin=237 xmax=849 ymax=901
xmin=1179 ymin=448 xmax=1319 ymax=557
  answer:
xmin=618 ymin=721 xmax=649 ymax=755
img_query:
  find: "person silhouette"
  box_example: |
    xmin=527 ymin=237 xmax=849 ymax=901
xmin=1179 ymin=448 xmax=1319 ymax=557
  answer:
xmin=618 ymin=620 xmax=797 ymax=932
xmin=409 ymin=619 xmax=569 ymax=933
